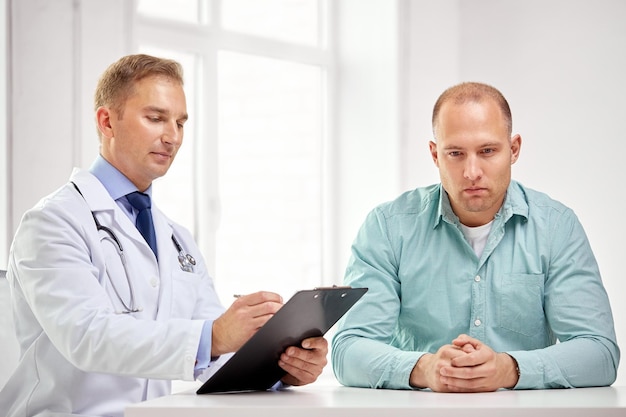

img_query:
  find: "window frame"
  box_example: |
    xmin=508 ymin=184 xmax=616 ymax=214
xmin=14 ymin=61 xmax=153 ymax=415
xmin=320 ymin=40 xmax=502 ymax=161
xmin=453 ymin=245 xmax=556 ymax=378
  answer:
xmin=133 ymin=0 xmax=337 ymax=291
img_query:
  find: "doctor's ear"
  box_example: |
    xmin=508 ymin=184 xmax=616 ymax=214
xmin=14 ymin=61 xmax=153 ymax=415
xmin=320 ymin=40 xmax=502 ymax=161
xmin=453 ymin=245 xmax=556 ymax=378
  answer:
xmin=96 ymin=106 xmax=114 ymax=139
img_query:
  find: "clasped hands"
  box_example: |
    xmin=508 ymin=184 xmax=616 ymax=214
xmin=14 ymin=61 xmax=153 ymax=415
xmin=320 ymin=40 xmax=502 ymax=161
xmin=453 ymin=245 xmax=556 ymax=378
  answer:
xmin=410 ymin=334 xmax=519 ymax=392
xmin=211 ymin=291 xmax=328 ymax=386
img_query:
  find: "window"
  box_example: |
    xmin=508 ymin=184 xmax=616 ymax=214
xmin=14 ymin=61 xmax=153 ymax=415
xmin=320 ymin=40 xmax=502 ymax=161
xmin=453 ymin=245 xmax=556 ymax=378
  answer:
xmin=216 ymin=51 xmax=323 ymax=298
xmin=135 ymin=0 xmax=330 ymax=302
xmin=221 ymin=0 xmax=321 ymax=46
xmin=137 ymin=0 xmax=206 ymax=24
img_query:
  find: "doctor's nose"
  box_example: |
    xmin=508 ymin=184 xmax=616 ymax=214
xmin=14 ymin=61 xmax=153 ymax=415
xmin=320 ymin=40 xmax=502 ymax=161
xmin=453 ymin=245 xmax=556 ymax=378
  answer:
xmin=162 ymin=121 xmax=183 ymax=146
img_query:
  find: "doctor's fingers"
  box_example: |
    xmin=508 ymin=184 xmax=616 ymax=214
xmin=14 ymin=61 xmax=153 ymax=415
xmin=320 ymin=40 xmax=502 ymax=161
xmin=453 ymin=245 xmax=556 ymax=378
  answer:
xmin=231 ymin=293 xmax=283 ymax=319
xmin=300 ymin=336 xmax=329 ymax=353
xmin=287 ymin=336 xmax=329 ymax=361
xmin=279 ymin=349 xmax=327 ymax=386
xmin=228 ymin=298 xmax=282 ymax=322
xmin=279 ymin=361 xmax=324 ymax=386
xmin=233 ymin=291 xmax=283 ymax=307
xmin=238 ymin=302 xmax=283 ymax=328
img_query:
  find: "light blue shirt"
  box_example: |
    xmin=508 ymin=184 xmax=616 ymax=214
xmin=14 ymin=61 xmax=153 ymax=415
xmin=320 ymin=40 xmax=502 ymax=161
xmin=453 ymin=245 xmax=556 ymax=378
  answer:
xmin=89 ymin=155 xmax=214 ymax=376
xmin=332 ymin=180 xmax=619 ymax=390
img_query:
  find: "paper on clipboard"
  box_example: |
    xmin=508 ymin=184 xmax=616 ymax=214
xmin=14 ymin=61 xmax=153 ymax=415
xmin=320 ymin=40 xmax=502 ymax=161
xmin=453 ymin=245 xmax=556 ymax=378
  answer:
xmin=196 ymin=286 xmax=368 ymax=394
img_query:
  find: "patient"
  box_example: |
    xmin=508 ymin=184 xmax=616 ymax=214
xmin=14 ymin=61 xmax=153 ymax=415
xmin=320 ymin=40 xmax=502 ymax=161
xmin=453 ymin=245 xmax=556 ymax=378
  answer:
xmin=331 ymin=81 xmax=619 ymax=392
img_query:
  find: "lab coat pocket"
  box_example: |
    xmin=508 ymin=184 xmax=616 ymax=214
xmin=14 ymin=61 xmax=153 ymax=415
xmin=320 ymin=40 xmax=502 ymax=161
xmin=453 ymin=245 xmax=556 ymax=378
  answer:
xmin=170 ymin=269 xmax=201 ymax=318
xmin=498 ymin=273 xmax=546 ymax=337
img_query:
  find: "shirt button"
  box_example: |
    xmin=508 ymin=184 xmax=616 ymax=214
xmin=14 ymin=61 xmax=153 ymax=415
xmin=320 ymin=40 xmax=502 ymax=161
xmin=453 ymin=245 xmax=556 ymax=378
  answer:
xmin=474 ymin=275 xmax=481 ymax=282
xmin=474 ymin=319 xmax=482 ymax=327
xmin=150 ymin=277 xmax=159 ymax=287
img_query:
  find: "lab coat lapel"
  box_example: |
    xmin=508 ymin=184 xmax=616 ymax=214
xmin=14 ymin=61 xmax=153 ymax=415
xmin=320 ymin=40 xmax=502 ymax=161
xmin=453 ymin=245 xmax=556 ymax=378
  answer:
xmin=70 ymin=168 xmax=175 ymax=320
xmin=69 ymin=168 xmax=160 ymax=263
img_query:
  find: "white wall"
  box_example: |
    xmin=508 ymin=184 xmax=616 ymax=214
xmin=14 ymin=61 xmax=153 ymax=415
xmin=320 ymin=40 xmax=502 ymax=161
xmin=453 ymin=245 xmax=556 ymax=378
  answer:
xmin=6 ymin=0 xmax=131 ymax=247
xmin=0 ymin=0 xmax=132 ymax=388
xmin=0 ymin=0 xmax=7 ymax=268
xmin=404 ymin=0 xmax=626 ymax=385
xmin=334 ymin=0 xmax=401 ymax=281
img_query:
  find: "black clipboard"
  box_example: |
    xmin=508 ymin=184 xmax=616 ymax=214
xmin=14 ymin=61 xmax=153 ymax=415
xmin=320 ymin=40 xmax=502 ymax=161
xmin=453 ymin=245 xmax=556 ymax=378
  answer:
xmin=196 ymin=286 xmax=368 ymax=394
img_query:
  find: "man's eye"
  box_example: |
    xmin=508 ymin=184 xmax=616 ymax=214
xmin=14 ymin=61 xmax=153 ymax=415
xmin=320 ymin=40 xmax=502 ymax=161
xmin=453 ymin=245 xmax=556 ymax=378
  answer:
xmin=449 ymin=151 xmax=461 ymax=157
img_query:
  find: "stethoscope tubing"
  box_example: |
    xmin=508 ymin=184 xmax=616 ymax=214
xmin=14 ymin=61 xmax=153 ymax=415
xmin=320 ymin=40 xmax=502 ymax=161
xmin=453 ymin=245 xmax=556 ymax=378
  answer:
xmin=93 ymin=213 xmax=196 ymax=313
xmin=71 ymin=181 xmax=196 ymax=313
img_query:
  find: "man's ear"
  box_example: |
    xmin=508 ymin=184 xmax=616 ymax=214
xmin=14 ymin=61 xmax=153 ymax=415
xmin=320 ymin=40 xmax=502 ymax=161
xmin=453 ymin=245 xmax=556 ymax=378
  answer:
xmin=510 ymin=134 xmax=522 ymax=164
xmin=429 ymin=140 xmax=439 ymax=167
xmin=95 ymin=106 xmax=114 ymax=139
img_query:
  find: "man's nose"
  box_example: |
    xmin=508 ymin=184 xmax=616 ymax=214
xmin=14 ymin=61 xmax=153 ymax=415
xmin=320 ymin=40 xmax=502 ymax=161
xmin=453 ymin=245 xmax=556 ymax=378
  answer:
xmin=463 ymin=156 xmax=482 ymax=181
xmin=162 ymin=121 xmax=182 ymax=145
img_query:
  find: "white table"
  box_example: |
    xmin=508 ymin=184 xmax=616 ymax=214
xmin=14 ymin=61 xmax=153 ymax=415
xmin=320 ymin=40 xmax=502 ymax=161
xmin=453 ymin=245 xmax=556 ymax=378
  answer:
xmin=125 ymin=381 xmax=626 ymax=417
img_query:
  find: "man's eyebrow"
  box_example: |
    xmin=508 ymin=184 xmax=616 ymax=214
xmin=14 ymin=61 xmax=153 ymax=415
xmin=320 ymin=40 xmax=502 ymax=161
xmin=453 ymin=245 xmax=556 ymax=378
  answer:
xmin=144 ymin=105 xmax=168 ymax=114
xmin=442 ymin=142 xmax=502 ymax=150
xmin=145 ymin=106 xmax=188 ymax=121
xmin=442 ymin=144 xmax=464 ymax=150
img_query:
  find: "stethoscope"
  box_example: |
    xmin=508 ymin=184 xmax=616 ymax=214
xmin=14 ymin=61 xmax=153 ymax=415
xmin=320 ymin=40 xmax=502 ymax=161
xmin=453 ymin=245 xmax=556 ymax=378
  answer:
xmin=94 ymin=214 xmax=196 ymax=313
xmin=72 ymin=182 xmax=197 ymax=313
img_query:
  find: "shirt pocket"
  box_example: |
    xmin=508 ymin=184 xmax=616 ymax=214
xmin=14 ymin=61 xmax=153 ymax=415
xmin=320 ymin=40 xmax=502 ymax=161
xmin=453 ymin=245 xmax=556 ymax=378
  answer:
xmin=498 ymin=273 xmax=545 ymax=337
xmin=170 ymin=269 xmax=202 ymax=318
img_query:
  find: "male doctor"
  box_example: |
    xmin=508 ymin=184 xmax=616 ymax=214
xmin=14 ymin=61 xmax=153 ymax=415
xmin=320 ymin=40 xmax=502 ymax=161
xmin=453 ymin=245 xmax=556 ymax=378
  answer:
xmin=0 ymin=54 xmax=328 ymax=417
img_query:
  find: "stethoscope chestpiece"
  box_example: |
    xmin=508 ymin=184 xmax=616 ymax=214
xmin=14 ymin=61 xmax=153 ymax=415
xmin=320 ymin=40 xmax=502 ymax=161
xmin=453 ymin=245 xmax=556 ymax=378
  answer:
xmin=172 ymin=235 xmax=196 ymax=272
xmin=178 ymin=254 xmax=196 ymax=272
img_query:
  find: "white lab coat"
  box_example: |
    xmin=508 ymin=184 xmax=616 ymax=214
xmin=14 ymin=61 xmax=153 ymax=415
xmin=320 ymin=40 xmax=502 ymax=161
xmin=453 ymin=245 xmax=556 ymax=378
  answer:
xmin=0 ymin=168 xmax=225 ymax=417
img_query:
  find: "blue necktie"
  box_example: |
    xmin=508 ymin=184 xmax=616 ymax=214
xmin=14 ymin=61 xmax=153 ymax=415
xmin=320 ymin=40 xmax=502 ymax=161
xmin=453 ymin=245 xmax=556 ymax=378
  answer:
xmin=126 ymin=191 xmax=158 ymax=258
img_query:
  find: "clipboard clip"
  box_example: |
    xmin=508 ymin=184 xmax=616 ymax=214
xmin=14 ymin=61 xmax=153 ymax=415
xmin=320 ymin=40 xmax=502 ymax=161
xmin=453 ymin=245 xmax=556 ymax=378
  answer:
xmin=313 ymin=285 xmax=353 ymax=298
xmin=313 ymin=285 xmax=352 ymax=290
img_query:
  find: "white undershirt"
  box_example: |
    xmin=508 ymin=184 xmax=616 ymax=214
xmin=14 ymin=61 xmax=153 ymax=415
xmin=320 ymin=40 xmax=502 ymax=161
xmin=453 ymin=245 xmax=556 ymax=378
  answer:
xmin=459 ymin=220 xmax=493 ymax=258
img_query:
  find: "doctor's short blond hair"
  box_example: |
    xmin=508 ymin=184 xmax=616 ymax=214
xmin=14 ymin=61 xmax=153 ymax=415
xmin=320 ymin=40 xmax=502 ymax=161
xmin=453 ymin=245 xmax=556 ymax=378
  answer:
xmin=94 ymin=54 xmax=184 ymax=116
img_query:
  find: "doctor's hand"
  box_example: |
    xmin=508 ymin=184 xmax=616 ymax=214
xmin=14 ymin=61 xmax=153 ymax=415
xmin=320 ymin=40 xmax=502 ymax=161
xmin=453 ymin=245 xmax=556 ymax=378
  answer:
xmin=211 ymin=291 xmax=283 ymax=357
xmin=409 ymin=334 xmax=519 ymax=392
xmin=279 ymin=336 xmax=328 ymax=386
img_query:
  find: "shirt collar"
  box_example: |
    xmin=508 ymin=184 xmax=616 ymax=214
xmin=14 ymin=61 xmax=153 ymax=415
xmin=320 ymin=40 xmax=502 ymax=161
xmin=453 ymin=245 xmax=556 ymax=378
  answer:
xmin=499 ymin=180 xmax=529 ymax=222
xmin=434 ymin=181 xmax=529 ymax=228
xmin=89 ymin=155 xmax=153 ymax=201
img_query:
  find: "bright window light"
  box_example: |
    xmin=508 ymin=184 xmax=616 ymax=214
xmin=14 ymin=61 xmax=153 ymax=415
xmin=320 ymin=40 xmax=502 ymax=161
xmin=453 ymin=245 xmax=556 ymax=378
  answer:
xmin=136 ymin=0 xmax=328 ymax=302
xmin=222 ymin=0 xmax=320 ymax=46
xmin=215 ymin=51 xmax=322 ymax=299
xmin=137 ymin=0 xmax=205 ymax=24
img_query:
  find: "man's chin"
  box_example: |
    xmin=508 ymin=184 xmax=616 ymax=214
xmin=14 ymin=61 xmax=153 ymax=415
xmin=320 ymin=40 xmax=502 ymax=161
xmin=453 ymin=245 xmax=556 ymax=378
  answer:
xmin=461 ymin=199 xmax=491 ymax=214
